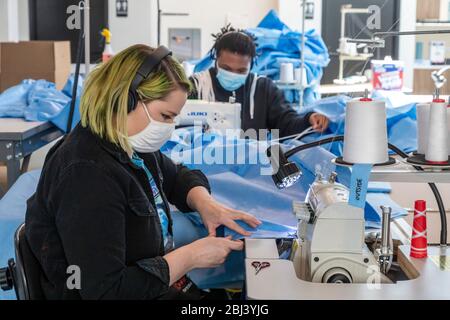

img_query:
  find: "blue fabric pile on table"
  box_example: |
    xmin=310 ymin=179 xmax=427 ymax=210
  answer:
xmin=0 ymin=75 xmax=83 ymax=132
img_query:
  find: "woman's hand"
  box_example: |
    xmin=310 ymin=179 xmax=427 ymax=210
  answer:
xmin=187 ymin=187 xmax=262 ymax=237
xmin=164 ymin=236 xmax=243 ymax=284
xmin=189 ymin=236 xmax=244 ymax=268
xmin=309 ymin=113 xmax=329 ymax=132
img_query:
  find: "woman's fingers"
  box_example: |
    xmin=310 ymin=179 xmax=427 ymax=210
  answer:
xmin=231 ymin=211 xmax=261 ymax=228
xmin=225 ymin=219 xmax=251 ymax=237
xmin=225 ymin=239 xmax=244 ymax=251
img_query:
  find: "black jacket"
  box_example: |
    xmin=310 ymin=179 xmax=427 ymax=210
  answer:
xmin=25 ymin=124 xmax=210 ymax=300
xmin=189 ymin=68 xmax=313 ymax=138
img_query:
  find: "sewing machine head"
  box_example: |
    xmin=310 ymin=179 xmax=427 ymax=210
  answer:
xmin=291 ymin=172 xmax=391 ymax=284
xmin=176 ymin=100 xmax=242 ymax=135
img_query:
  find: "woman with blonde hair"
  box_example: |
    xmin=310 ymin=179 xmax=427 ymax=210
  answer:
xmin=25 ymin=44 xmax=260 ymax=300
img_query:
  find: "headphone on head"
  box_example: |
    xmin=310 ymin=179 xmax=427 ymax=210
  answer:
xmin=127 ymin=45 xmax=172 ymax=113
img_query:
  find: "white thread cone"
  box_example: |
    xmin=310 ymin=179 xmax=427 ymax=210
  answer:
xmin=426 ymin=101 xmax=449 ymax=163
xmin=343 ymin=99 xmax=389 ymax=164
xmin=416 ymin=103 xmax=430 ymax=155
xmin=280 ymin=63 xmax=294 ymax=83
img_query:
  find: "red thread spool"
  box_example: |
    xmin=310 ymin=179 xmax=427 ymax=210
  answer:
xmin=410 ymin=200 xmax=428 ymax=258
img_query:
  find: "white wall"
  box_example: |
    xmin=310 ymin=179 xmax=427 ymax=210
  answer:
xmin=0 ymin=0 xmax=29 ymax=42
xmin=277 ymin=0 xmax=322 ymax=34
xmin=18 ymin=0 xmax=29 ymax=41
xmin=158 ymin=0 xmax=278 ymax=56
xmin=398 ymin=0 xmax=417 ymax=89
xmin=108 ymin=0 xmax=155 ymax=52
xmin=109 ymin=0 xmax=278 ymax=55
xmin=0 ymin=0 xmax=8 ymax=42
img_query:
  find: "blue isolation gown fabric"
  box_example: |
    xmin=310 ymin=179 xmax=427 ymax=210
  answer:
xmin=0 ymin=80 xmax=70 ymax=119
xmin=0 ymin=75 xmax=83 ymax=132
xmin=193 ymin=9 xmax=330 ymax=105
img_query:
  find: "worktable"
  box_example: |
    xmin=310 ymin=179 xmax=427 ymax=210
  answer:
xmin=245 ymin=159 xmax=450 ymax=299
xmin=0 ymin=118 xmax=63 ymax=197
xmin=245 ymin=237 xmax=450 ymax=299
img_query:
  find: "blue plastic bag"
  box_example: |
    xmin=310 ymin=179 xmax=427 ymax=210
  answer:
xmin=0 ymin=80 xmax=51 ymax=118
xmin=49 ymin=75 xmax=84 ymax=132
xmin=25 ymin=82 xmax=71 ymax=122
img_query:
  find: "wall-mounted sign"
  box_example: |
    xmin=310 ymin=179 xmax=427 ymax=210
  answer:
xmin=116 ymin=0 xmax=128 ymax=17
xmin=305 ymin=2 xmax=315 ymax=20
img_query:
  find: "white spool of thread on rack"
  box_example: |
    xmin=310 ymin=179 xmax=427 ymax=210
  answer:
xmin=416 ymin=103 xmax=430 ymax=155
xmin=425 ymin=99 xmax=449 ymax=163
xmin=280 ymin=63 xmax=294 ymax=83
xmin=294 ymin=67 xmax=308 ymax=86
xmin=343 ymin=98 xmax=389 ymax=164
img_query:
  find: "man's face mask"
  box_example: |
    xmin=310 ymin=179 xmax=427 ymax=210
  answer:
xmin=128 ymin=102 xmax=175 ymax=153
xmin=216 ymin=66 xmax=249 ymax=91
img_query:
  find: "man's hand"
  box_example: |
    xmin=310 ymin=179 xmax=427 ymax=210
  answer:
xmin=309 ymin=113 xmax=329 ymax=132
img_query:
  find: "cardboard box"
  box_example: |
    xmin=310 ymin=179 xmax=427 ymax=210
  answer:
xmin=0 ymin=41 xmax=71 ymax=92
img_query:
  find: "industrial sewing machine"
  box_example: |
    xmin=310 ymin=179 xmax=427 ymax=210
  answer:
xmin=245 ymin=132 xmax=450 ymax=299
xmin=245 ymin=166 xmax=450 ymax=299
xmin=291 ymin=173 xmax=392 ymax=284
xmin=176 ymin=100 xmax=241 ymax=135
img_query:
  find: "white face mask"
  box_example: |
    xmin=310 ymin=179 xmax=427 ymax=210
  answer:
xmin=129 ymin=102 xmax=175 ymax=153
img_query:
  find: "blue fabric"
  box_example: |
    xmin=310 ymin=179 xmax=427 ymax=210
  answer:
xmin=0 ymin=170 xmax=41 ymax=300
xmin=0 ymin=129 xmax=407 ymax=296
xmin=49 ymin=75 xmax=83 ymax=132
xmin=0 ymin=75 xmax=83 ymax=132
xmin=193 ymin=10 xmax=329 ymax=105
xmin=0 ymin=80 xmax=69 ymax=119
xmin=131 ymin=153 xmax=172 ymax=251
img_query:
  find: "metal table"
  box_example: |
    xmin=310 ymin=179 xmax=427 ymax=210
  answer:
xmin=0 ymin=118 xmax=63 ymax=197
